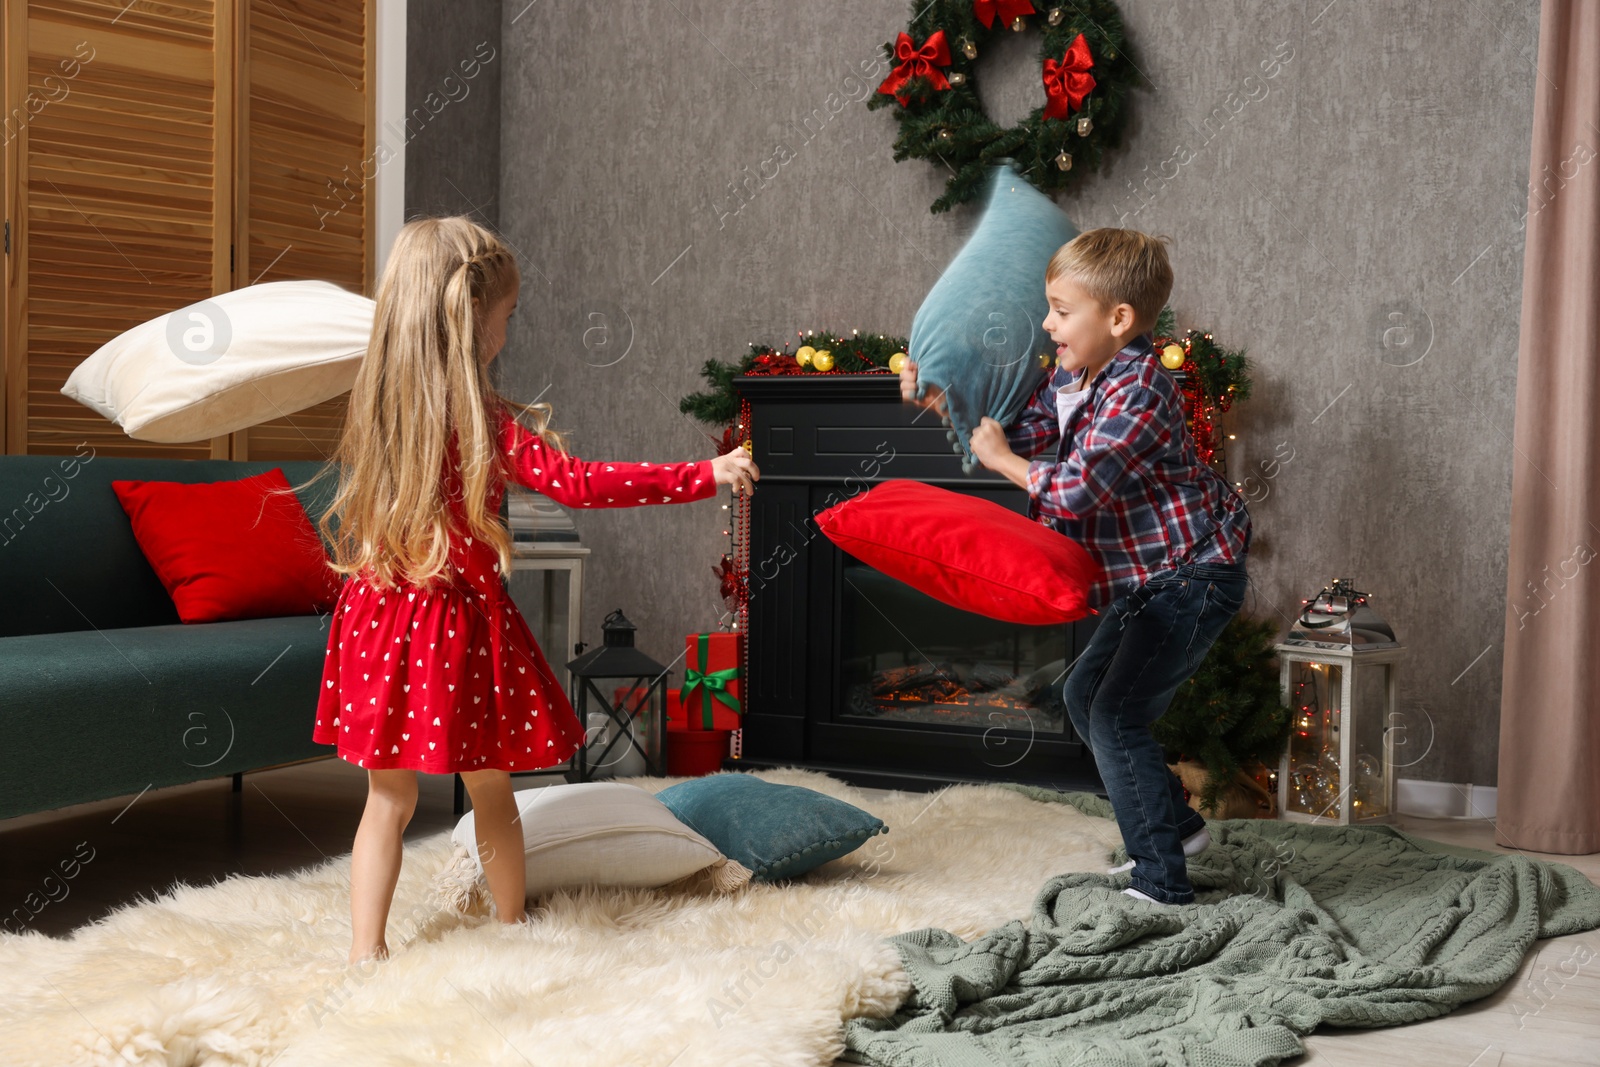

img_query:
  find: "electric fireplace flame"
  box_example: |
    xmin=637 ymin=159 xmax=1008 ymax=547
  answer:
xmin=847 ymin=662 xmax=1061 ymax=730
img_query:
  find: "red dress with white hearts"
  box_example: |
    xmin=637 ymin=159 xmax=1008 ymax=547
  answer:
xmin=311 ymin=404 xmax=717 ymax=773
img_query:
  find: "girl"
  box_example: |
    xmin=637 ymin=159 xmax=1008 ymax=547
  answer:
xmin=304 ymin=215 xmax=758 ymax=964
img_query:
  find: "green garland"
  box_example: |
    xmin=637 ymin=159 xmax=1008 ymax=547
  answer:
xmin=867 ymin=0 xmax=1137 ymax=213
xmin=1152 ymin=615 xmax=1293 ymax=813
xmin=1162 ymin=319 xmax=1254 ymax=410
xmin=680 ymin=310 xmax=1252 ymax=440
xmin=679 ymin=329 xmax=911 ymax=427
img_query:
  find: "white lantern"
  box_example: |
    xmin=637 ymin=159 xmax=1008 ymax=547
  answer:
xmin=1276 ymin=579 xmax=1403 ymax=825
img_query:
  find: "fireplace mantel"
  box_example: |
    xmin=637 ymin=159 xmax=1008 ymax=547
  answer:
xmin=731 ymin=374 xmax=1104 ymax=794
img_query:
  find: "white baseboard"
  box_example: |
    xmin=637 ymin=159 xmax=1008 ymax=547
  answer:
xmin=1396 ymin=778 xmax=1498 ymax=819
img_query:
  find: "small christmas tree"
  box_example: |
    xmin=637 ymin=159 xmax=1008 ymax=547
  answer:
xmin=1152 ymin=614 xmax=1292 ymax=814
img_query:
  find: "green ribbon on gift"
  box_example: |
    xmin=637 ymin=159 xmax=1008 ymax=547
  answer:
xmin=681 ymin=632 xmax=742 ymax=727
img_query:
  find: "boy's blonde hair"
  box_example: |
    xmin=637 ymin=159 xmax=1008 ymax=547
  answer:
xmin=294 ymin=215 xmax=563 ymax=593
xmin=1046 ymin=228 xmax=1173 ymax=333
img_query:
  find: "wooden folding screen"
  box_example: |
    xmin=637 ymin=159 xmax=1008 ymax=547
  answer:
xmin=1 ymin=0 xmax=373 ymax=460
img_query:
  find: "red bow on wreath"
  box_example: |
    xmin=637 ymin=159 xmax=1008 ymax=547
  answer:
xmin=1042 ymin=32 xmax=1096 ymax=120
xmin=877 ymin=30 xmax=953 ymax=104
xmin=973 ymin=0 xmax=1035 ymax=30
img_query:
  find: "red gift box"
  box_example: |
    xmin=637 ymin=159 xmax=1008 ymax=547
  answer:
xmin=610 ymin=685 xmax=731 ymax=775
xmin=680 ymin=632 xmax=742 ymax=730
xmin=667 ymin=722 xmax=731 ymax=777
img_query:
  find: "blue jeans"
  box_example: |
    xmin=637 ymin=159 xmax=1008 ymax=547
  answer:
xmin=1065 ymin=559 xmax=1249 ymax=904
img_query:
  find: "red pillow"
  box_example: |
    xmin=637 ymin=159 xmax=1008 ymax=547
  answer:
xmin=815 ymin=480 xmax=1101 ymax=625
xmin=112 ymin=468 xmax=342 ymax=623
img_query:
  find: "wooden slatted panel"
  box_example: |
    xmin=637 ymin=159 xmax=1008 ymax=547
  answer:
xmin=235 ymin=0 xmax=371 ymax=463
xmin=3 ymin=7 xmax=11 ymax=423
xmin=15 ymin=1 xmax=229 ymax=457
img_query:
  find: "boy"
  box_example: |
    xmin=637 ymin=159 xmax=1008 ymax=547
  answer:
xmin=900 ymin=228 xmax=1252 ymax=905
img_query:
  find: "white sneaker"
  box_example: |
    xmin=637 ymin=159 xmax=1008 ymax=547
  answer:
xmin=1108 ymin=826 xmax=1210 ymax=874
xmin=1122 ymin=887 xmax=1161 ymax=903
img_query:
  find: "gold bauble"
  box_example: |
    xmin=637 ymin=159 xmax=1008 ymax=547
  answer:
xmin=812 ymin=349 xmax=835 ymax=372
xmin=1161 ymin=343 xmax=1187 ymax=370
xmin=741 ymin=439 xmax=753 ymax=454
xmin=888 ymin=351 xmax=908 ymax=374
xmin=795 ymin=345 xmax=815 ymax=366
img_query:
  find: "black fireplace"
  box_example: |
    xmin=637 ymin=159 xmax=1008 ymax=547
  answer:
xmin=731 ymin=374 xmax=1105 ymax=794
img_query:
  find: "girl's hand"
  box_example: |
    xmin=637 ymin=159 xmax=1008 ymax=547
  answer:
xmin=712 ymin=450 xmax=760 ymax=496
xmin=898 ymin=358 xmax=947 ymax=417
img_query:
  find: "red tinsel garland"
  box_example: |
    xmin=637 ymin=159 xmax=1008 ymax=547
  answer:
xmin=736 ymin=397 xmax=753 ymax=650
xmin=1155 ymin=332 xmax=1232 ymax=473
xmin=738 ymin=352 xmax=895 ymax=378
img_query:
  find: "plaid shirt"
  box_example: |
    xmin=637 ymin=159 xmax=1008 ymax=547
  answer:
xmin=1004 ymin=332 xmax=1252 ymax=608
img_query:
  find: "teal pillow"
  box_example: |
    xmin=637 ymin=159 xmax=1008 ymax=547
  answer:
xmin=908 ymin=161 xmax=1081 ymax=473
xmin=655 ymin=774 xmax=888 ymax=882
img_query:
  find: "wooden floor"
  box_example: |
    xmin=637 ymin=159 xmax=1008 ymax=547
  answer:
xmin=0 ymin=757 xmax=466 ymax=939
xmin=2 ymin=758 xmax=1597 ymax=1065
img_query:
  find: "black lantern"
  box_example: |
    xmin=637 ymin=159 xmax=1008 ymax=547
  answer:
xmin=566 ymin=609 xmax=667 ymax=781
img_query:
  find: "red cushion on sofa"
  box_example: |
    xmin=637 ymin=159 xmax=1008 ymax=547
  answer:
xmin=815 ymin=480 xmax=1101 ymax=625
xmin=112 ymin=468 xmax=341 ymax=623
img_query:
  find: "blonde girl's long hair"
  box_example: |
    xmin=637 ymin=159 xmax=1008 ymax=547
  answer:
xmin=293 ymin=215 xmax=566 ymax=594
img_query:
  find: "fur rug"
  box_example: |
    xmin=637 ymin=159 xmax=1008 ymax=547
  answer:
xmin=0 ymin=769 xmax=1118 ymax=1067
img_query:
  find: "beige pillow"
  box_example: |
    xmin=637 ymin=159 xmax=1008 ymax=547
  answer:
xmin=432 ymin=782 xmax=751 ymax=912
xmin=60 ymin=279 xmax=373 ymax=443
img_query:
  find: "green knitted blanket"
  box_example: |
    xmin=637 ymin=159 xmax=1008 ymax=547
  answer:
xmin=841 ymin=786 xmax=1600 ymax=1067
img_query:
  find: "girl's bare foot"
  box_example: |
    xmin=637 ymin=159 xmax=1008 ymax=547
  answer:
xmin=349 ymin=942 xmax=390 ymax=966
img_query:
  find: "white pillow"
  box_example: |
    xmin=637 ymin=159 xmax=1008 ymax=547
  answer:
xmin=60 ymin=279 xmax=374 ymax=443
xmin=432 ymin=782 xmax=751 ymax=912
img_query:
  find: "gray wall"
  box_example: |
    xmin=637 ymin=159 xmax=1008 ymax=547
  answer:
xmin=404 ymin=0 xmax=503 ymax=228
xmin=418 ymin=1 xmax=1540 ymax=786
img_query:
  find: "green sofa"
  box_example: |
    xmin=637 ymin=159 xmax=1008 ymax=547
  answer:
xmin=0 ymin=452 xmax=343 ymax=820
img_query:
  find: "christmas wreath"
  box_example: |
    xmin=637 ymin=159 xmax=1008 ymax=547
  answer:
xmin=867 ymin=0 xmax=1136 ymax=213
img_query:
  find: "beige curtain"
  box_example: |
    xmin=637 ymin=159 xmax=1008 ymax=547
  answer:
xmin=1497 ymin=0 xmax=1600 ymax=855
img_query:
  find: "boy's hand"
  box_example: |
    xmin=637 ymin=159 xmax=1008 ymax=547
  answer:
xmin=969 ymin=417 xmax=1012 ymax=467
xmin=898 ymin=358 xmax=947 ymax=418
xmin=712 ymin=450 xmax=759 ymax=496
xmin=971 ymin=416 xmax=1030 ymax=490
